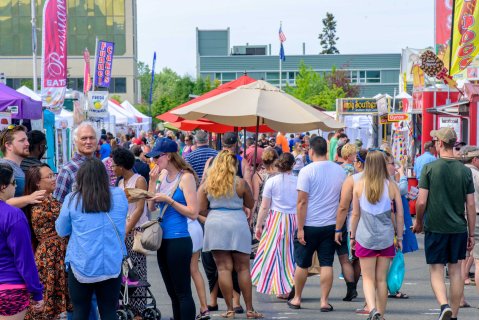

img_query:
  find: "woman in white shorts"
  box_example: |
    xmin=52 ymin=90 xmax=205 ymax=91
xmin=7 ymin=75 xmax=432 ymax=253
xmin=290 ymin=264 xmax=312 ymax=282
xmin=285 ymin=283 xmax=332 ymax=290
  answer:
xmin=188 ymin=218 xmax=210 ymax=319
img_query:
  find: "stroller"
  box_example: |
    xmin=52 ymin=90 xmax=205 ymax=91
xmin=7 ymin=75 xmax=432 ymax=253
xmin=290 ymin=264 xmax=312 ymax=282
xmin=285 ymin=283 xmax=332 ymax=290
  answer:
xmin=117 ymin=258 xmax=161 ymax=320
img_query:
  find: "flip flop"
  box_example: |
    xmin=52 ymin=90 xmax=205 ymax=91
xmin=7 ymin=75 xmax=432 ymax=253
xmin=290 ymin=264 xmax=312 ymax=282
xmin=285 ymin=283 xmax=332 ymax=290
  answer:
xmin=287 ymin=300 xmax=301 ymax=310
xmin=320 ymin=303 xmax=334 ymax=312
xmin=460 ymin=302 xmax=471 ymax=308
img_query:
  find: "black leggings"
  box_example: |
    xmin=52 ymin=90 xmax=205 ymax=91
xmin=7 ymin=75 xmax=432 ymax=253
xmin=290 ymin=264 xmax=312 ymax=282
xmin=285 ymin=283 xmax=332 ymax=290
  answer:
xmin=157 ymin=237 xmax=195 ymax=320
xmin=68 ymin=268 xmax=121 ymax=320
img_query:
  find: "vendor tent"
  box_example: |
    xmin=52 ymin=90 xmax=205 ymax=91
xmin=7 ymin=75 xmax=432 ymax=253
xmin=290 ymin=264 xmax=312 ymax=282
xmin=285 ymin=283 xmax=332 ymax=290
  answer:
xmin=0 ymin=83 xmax=42 ymax=119
xmin=107 ymin=99 xmax=130 ymax=125
xmin=121 ymin=100 xmax=151 ymax=131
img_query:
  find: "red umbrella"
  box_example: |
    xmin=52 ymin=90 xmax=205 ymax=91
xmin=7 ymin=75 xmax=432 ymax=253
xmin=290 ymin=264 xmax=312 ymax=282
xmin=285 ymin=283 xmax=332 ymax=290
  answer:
xmin=169 ymin=119 xmax=272 ymax=133
xmin=157 ymin=75 xmax=257 ymax=123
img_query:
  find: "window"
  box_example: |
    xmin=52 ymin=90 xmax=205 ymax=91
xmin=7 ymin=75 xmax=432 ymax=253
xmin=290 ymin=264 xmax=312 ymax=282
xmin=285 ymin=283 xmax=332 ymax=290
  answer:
xmin=0 ymin=0 xmax=126 ymax=56
xmin=111 ymin=77 xmax=126 ymax=93
xmin=349 ymin=70 xmax=381 ymax=84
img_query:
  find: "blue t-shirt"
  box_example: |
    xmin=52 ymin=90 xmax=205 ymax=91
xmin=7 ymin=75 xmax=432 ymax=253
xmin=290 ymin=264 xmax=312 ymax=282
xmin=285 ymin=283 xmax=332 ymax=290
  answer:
xmin=158 ymin=186 xmax=189 ymax=239
xmin=100 ymin=143 xmax=111 ymax=160
xmin=0 ymin=159 xmax=25 ymax=197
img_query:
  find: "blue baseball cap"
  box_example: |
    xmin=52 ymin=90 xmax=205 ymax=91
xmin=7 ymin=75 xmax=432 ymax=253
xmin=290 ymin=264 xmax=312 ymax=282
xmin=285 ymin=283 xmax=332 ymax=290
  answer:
xmin=145 ymin=138 xmax=178 ymax=158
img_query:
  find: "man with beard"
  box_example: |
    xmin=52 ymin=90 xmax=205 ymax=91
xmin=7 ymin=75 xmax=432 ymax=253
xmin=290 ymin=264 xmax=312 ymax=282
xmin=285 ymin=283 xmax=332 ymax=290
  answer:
xmin=0 ymin=125 xmax=45 ymax=208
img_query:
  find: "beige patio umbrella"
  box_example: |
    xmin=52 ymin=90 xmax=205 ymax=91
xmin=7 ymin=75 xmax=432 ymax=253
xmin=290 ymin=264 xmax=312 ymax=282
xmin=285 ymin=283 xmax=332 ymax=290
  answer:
xmin=171 ymin=80 xmax=344 ymax=132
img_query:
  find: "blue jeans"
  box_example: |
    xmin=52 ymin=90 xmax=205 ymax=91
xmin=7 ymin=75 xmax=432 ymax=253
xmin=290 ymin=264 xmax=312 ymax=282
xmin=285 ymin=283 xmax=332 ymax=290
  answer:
xmin=67 ymin=294 xmax=99 ymax=320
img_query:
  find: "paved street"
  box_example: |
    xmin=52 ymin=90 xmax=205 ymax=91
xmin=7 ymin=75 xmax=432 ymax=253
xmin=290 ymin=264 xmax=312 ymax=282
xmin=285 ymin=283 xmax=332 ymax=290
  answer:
xmin=146 ymin=233 xmax=479 ymax=320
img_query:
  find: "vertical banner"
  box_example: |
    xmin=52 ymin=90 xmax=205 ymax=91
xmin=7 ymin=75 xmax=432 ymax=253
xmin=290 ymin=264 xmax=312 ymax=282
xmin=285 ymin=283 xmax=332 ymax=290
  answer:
xmin=41 ymin=0 xmax=68 ymax=114
xmin=83 ymin=48 xmax=92 ymax=93
xmin=436 ymin=0 xmax=453 ymax=67
xmin=148 ymin=51 xmax=156 ymax=107
xmin=87 ymin=91 xmax=109 ymax=119
xmin=94 ymin=40 xmax=115 ymax=88
xmin=450 ymin=0 xmax=479 ymax=77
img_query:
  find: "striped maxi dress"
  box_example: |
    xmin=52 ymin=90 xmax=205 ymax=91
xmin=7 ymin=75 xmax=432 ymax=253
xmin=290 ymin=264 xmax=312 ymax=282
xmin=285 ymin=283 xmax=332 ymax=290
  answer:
xmin=251 ymin=209 xmax=297 ymax=295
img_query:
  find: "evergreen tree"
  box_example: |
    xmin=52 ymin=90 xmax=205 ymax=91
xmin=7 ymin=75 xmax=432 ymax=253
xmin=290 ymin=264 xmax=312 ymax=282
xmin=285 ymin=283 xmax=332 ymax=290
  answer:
xmin=318 ymin=12 xmax=340 ymax=54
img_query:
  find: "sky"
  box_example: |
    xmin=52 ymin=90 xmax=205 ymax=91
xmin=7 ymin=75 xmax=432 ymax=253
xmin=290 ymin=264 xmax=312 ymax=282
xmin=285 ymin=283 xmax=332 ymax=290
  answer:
xmin=137 ymin=0 xmax=434 ymax=76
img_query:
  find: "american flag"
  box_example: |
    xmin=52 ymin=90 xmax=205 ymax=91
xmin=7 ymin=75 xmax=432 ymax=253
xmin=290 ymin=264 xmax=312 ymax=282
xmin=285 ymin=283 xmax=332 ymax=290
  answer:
xmin=279 ymin=26 xmax=286 ymax=43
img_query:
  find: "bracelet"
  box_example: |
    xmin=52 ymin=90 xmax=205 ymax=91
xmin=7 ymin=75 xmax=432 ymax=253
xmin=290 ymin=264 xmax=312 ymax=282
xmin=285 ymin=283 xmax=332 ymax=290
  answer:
xmin=469 ymin=235 xmax=475 ymax=238
xmin=397 ymin=238 xmax=403 ymax=241
xmin=170 ymin=199 xmax=175 ymax=206
xmin=335 ymin=229 xmax=343 ymax=233
xmin=350 ymin=237 xmax=355 ymax=240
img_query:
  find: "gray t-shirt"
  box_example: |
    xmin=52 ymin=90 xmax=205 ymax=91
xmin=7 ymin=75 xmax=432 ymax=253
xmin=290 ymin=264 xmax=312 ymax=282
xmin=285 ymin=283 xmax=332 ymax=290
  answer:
xmin=297 ymin=161 xmax=346 ymax=227
xmin=0 ymin=159 xmax=25 ymax=197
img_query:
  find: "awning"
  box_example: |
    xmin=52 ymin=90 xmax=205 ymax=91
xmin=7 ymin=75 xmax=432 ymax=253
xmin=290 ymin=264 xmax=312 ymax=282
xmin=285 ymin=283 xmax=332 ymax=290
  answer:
xmin=426 ymin=100 xmax=469 ymax=116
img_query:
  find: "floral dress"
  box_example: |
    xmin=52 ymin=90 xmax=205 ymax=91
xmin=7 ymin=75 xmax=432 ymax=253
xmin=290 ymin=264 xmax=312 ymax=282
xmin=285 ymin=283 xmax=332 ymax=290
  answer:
xmin=25 ymin=195 xmax=70 ymax=320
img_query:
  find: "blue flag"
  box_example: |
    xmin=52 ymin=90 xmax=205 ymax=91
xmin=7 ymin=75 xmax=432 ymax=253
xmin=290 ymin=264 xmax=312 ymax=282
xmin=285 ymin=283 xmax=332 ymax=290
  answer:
xmin=279 ymin=43 xmax=285 ymax=61
xmin=149 ymin=51 xmax=156 ymax=107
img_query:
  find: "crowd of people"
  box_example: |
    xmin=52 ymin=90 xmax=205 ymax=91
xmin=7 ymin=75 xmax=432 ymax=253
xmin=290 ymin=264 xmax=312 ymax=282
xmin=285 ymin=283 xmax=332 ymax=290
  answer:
xmin=0 ymin=122 xmax=477 ymax=320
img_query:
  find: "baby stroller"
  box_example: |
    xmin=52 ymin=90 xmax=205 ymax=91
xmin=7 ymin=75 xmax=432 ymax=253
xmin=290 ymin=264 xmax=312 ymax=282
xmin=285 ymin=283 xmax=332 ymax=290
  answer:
xmin=117 ymin=258 xmax=161 ymax=320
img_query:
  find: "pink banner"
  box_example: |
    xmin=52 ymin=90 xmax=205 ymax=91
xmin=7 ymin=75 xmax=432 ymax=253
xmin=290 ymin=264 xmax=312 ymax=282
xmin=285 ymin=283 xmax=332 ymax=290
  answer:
xmin=41 ymin=0 xmax=68 ymax=114
xmin=435 ymin=0 xmax=453 ymax=67
xmin=83 ymin=48 xmax=92 ymax=93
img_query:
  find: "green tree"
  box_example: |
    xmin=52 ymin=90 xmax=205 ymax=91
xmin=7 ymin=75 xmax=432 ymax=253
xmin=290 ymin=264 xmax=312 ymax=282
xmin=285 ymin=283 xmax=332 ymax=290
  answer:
xmin=285 ymin=61 xmax=347 ymax=111
xmin=318 ymin=12 xmax=339 ymax=54
xmin=326 ymin=66 xmax=359 ymax=97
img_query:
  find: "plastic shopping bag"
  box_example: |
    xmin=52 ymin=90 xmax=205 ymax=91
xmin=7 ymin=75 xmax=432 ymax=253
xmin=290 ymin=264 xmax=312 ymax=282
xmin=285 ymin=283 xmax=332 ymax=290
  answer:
xmin=387 ymin=250 xmax=405 ymax=294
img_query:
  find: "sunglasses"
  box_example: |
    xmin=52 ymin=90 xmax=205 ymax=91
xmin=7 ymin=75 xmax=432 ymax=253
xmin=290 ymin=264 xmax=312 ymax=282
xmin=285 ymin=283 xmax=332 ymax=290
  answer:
xmin=1 ymin=124 xmax=17 ymax=146
xmin=10 ymin=179 xmax=16 ymax=187
xmin=368 ymin=148 xmax=391 ymax=157
xmin=153 ymin=153 xmax=167 ymax=160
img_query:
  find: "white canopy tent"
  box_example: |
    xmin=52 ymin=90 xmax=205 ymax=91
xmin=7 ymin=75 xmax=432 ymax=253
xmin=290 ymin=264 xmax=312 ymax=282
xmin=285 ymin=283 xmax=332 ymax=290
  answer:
xmin=121 ymin=100 xmax=151 ymax=131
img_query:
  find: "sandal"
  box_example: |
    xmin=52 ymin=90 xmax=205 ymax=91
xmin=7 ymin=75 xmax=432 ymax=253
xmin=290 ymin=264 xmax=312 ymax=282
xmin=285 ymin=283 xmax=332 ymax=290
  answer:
xmin=388 ymin=292 xmax=409 ymax=299
xmin=221 ymin=310 xmax=235 ymax=318
xmin=246 ymin=310 xmax=264 ymax=319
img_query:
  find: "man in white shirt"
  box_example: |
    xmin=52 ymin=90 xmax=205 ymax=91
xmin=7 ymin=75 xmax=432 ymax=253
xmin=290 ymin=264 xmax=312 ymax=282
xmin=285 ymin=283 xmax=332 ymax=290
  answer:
xmin=288 ymin=136 xmax=346 ymax=311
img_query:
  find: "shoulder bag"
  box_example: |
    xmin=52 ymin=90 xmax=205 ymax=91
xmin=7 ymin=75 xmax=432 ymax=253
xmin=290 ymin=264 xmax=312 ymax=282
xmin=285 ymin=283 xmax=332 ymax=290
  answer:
xmin=140 ymin=172 xmax=183 ymax=251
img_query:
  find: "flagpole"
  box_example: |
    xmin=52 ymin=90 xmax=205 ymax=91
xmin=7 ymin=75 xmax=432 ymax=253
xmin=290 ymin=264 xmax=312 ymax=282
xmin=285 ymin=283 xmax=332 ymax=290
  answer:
xmin=149 ymin=51 xmax=156 ymax=118
xmin=279 ymin=21 xmax=282 ymax=91
xmin=279 ymin=54 xmax=282 ymax=91
xmin=31 ymin=0 xmax=37 ymax=92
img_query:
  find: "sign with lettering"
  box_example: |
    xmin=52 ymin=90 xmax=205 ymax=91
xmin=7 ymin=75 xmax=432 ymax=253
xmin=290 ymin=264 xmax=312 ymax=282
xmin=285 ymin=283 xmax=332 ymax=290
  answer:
xmin=387 ymin=113 xmax=409 ymax=122
xmin=41 ymin=0 xmax=68 ymax=114
xmin=87 ymin=91 xmax=109 ymax=119
xmin=0 ymin=112 xmax=12 ymax=130
xmin=338 ymin=98 xmax=378 ymax=114
xmin=438 ymin=116 xmax=462 ymax=141
xmin=94 ymin=40 xmax=115 ymax=88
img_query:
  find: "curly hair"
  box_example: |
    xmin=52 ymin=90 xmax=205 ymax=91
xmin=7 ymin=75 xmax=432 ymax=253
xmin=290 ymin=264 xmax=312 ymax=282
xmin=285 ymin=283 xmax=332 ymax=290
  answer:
xmin=341 ymin=143 xmax=357 ymax=159
xmin=205 ymin=150 xmax=237 ymax=198
xmin=262 ymin=147 xmax=279 ymax=166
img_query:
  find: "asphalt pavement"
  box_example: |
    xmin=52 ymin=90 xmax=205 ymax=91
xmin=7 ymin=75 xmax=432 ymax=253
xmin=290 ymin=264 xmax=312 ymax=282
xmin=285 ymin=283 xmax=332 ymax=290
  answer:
xmin=146 ymin=233 xmax=479 ymax=320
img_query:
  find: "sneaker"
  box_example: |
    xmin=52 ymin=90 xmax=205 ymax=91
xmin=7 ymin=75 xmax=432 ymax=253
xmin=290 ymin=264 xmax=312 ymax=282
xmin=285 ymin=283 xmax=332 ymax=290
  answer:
xmin=438 ymin=305 xmax=452 ymax=320
xmin=195 ymin=310 xmax=210 ymax=320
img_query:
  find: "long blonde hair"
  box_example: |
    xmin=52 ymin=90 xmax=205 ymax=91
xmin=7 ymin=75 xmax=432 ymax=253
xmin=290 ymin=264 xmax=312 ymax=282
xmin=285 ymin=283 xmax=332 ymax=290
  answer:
xmin=363 ymin=150 xmax=389 ymax=204
xmin=205 ymin=150 xmax=237 ymax=198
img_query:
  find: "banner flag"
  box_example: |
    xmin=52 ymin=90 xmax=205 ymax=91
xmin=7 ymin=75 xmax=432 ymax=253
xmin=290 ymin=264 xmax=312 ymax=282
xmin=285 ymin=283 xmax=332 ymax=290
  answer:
xmin=87 ymin=91 xmax=109 ymax=119
xmin=435 ymin=0 xmax=453 ymax=67
xmin=83 ymin=48 xmax=92 ymax=94
xmin=94 ymin=40 xmax=115 ymax=88
xmin=149 ymin=51 xmax=156 ymax=107
xmin=41 ymin=0 xmax=68 ymax=114
xmin=450 ymin=0 xmax=479 ymax=77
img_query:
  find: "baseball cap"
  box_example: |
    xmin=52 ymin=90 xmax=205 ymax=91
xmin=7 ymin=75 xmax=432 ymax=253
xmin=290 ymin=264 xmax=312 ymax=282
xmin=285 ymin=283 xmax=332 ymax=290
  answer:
xmin=430 ymin=127 xmax=457 ymax=144
xmin=132 ymin=138 xmax=144 ymax=145
xmin=222 ymin=132 xmax=238 ymax=147
xmin=145 ymin=138 xmax=178 ymax=158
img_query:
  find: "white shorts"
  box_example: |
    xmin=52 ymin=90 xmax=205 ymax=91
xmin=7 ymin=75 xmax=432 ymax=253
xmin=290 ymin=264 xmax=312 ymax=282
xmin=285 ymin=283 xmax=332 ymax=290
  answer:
xmin=188 ymin=219 xmax=204 ymax=253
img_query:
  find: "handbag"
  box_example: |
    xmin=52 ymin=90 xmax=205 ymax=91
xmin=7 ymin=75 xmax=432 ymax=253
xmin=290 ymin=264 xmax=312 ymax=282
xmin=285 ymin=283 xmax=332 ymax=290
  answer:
xmin=132 ymin=230 xmax=148 ymax=254
xmin=140 ymin=172 xmax=183 ymax=251
xmin=387 ymin=249 xmax=405 ymax=294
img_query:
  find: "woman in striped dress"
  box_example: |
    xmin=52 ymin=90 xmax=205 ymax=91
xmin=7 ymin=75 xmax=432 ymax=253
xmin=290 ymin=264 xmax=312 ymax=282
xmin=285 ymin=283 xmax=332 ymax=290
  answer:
xmin=251 ymin=153 xmax=298 ymax=298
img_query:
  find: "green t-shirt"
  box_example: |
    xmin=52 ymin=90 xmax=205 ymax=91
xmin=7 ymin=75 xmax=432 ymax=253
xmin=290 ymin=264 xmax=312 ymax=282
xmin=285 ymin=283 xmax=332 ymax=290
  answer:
xmin=419 ymin=158 xmax=474 ymax=233
xmin=329 ymin=137 xmax=338 ymax=161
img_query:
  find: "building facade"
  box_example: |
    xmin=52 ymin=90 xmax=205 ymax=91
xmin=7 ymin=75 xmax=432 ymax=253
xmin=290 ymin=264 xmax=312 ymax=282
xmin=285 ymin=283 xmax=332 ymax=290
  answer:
xmin=0 ymin=0 xmax=138 ymax=103
xmin=196 ymin=28 xmax=401 ymax=98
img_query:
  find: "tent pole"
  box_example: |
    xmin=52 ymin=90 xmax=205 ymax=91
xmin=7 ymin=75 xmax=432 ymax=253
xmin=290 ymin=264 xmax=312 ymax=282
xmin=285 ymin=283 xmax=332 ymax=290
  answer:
xmin=253 ymin=116 xmax=259 ymax=174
